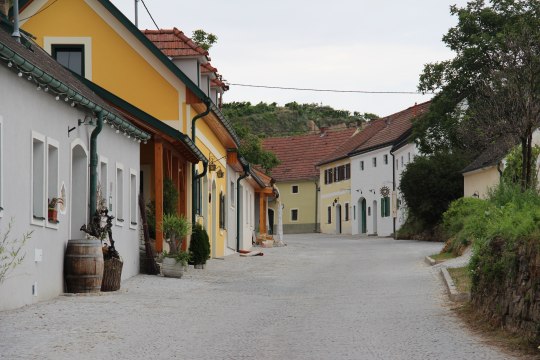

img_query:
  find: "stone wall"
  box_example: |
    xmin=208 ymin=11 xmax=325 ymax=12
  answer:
xmin=471 ymin=237 xmax=540 ymax=342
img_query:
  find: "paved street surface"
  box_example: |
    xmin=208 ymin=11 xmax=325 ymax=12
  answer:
xmin=0 ymin=234 xmax=516 ymax=360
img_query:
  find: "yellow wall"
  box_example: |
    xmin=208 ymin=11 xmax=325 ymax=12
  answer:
xmin=463 ymin=167 xmax=500 ymax=199
xmin=270 ymin=180 xmax=317 ymax=231
xmin=319 ymin=159 xmax=352 ymax=234
xmin=194 ymin=119 xmax=227 ymax=257
xmin=22 ymin=0 xmax=181 ymax=121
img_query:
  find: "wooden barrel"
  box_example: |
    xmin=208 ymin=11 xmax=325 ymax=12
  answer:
xmin=64 ymin=239 xmax=104 ymax=293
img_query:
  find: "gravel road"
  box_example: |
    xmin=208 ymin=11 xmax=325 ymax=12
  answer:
xmin=0 ymin=234 xmax=517 ymax=360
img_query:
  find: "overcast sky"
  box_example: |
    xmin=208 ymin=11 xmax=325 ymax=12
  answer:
xmin=111 ymin=0 xmax=470 ymax=117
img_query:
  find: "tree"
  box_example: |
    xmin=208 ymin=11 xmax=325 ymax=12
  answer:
xmin=415 ymin=0 xmax=540 ymax=189
xmin=400 ymin=152 xmax=471 ymax=228
xmin=191 ymin=29 xmax=218 ymax=51
xmin=234 ymin=124 xmax=280 ymax=173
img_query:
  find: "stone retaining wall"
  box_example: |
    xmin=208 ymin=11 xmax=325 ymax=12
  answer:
xmin=471 ymin=238 xmax=540 ymax=342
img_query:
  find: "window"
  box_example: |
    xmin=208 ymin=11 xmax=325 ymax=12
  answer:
xmin=327 ymin=168 xmax=333 ymax=184
xmin=381 ymin=197 xmax=390 ymax=218
xmin=129 ymin=170 xmax=137 ymax=228
xmin=46 ymin=138 xmax=59 ymax=226
xmin=345 ymin=203 xmax=349 ymax=221
xmin=99 ymin=158 xmax=108 ymax=210
xmin=396 ymin=159 xmax=399 ymax=170
xmin=291 ymin=209 xmax=298 ymax=222
xmin=116 ymin=164 xmax=124 ymax=225
xmin=32 ymin=133 xmax=46 ymax=224
xmin=327 ymin=206 xmax=332 ymax=224
xmin=345 ymin=164 xmax=351 ymax=180
xmin=52 ymin=45 xmax=84 ymax=76
xmin=353 ymin=205 xmax=356 ymax=220
xmin=360 ymin=161 xmax=364 ymax=171
xmin=372 ymin=157 xmax=377 ymax=167
xmin=230 ymin=181 xmax=235 ymax=207
xmin=195 ymin=170 xmax=201 ymax=215
xmin=292 ymin=185 xmax=299 ymax=194
xmin=383 ymin=154 xmax=388 ymax=165
xmin=408 ymin=152 xmax=411 ymax=163
xmin=219 ymin=191 xmax=226 ymax=229
xmin=401 ymin=156 xmax=404 ymax=167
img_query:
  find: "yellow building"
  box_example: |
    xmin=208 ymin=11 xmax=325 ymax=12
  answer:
xmin=20 ymin=0 xmax=240 ymax=257
xmin=318 ymin=160 xmax=352 ymax=234
xmin=263 ymin=128 xmax=356 ymax=234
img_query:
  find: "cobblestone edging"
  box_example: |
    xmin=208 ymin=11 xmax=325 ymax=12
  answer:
xmin=441 ymin=267 xmax=470 ymax=302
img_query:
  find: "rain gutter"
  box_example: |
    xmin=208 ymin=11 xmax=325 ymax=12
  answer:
xmin=191 ymin=100 xmax=211 ymax=225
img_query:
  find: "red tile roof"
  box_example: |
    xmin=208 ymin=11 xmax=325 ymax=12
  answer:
xmin=143 ymin=28 xmax=208 ymax=58
xmin=262 ymin=128 xmax=357 ymax=182
xmin=351 ymin=101 xmax=431 ymax=155
xmin=318 ymin=118 xmax=387 ymax=166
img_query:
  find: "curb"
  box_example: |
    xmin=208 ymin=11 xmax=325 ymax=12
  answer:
xmin=425 ymin=256 xmax=437 ymax=266
xmin=440 ymin=267 xmax=470 ymax=302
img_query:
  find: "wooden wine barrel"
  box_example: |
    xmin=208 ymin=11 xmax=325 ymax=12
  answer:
xmin=64 ymin=239 xmax=104 ymax=293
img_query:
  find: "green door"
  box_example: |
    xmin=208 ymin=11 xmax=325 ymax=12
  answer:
xmin=361 ymin=198 xmax=367 ymax=234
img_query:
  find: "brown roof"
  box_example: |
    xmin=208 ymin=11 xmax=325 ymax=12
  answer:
xmin=462 ymin=135 xmax=517 ymax=174
xmin=351 ymin=101 xmax=431 ymax=155
xmin=318 ymin=118 xmax=386 ymax=166
xmin=143 ymin=28 xmax=208 ymax=58
xmin=262 ymin=128 xmax=357 ymax=182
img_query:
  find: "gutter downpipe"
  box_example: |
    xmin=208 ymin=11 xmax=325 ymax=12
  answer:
xmin=391 ymin=150 xmax=396 ymax=240
xmin=12 ymin=0 xmax=20 ymax=43
xmin=236 ymin=165 xmax=249 ymax=252
xmin=191 ymin=100 xmax=211 ymax=225
xmin=89 ymin=111 xmax=104 ymax=218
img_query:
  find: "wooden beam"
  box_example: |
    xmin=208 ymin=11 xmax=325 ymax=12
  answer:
xmin=154 ymin=138 xmax=164 ymax=252
xmin=259 ymin=195 xmax=266 ymax=234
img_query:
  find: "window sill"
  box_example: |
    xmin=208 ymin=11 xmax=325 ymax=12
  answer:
xmin=46 ymin=219 xmax=59 ymax=230
xmin=31 ymin=215 xmax=45 ymax=227
xmin=116 ymin=218 xmax=125 ymax=227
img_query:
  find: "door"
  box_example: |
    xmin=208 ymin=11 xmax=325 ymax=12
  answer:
xmin=372 ymin=200 xmax=378 ymax=235
xmin=211 ymin=180 xmax=217 ymax=258
xmin=335 ymin=204 xmax=342 ymax=234
xmin=359 ymin=198 xmax=367 ymax=234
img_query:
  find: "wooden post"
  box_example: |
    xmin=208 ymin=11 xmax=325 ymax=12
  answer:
xmin=154 ymin=138 xmax=164 ymax=252
xmin=259 ymin=194 xmax=266 ymax=234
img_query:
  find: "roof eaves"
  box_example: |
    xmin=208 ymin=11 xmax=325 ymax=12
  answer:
xmin=209 ymin=103 xmax=240 ymax=147
xmin=79 ymin=75 xmax=207 ymax=163
xmin=348 ymin=141 xmax=394 ymax=157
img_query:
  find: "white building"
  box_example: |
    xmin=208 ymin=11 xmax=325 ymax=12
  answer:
xmin=0 ymin=27 xmax=150 ymax=310
xmin=350 ymin=102 xmax=430 ymax=237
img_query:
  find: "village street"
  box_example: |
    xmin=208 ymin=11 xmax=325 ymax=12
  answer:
xmin=0 ymin=234 xmax=514 ymax=360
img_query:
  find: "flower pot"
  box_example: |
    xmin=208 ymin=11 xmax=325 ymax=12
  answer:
xmin=48 ymin=208 xmax=58 ymax=223
xmin=162 ymin=256 xmax=184 ymax=278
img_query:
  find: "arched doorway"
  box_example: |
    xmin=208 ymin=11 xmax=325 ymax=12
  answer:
xmin=268 ymin=208 xmax=275 ymax=235
xmin=372 ymin=200 xmax=378 ymax=235
xmin=358 ymin=198 xmax=367 ymax=234
xmin=202 ymin=176 xmax=208 ymax=229
xmin=70 ymin=143 xmax=88 ymax=240
xmin=211 ymin=179 xmax=217 ymax=258
xmin=335 ymin=204 xmax=342 ymax=234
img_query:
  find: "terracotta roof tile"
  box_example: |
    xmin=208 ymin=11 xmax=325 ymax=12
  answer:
xmin=262 ymin=128 xmax=356 ymax=182
xmin=351 ymin=101 xmax=431 ymax=155
xmin=143 ymin=28 xmax=208 ymax=58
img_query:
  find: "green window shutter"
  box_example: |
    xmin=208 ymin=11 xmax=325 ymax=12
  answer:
xmin=381 ymin=199 xmax=384 ymax=217
xmin=385 ymin=197 xmax=390 ymax=217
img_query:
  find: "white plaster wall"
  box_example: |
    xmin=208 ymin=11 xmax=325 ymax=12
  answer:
xmin=172 ymin=58 xmax=199 ymax=86
xmin=240 ymin=179 xmax=256 ymax=251
xmin=393 ymin=143 xmax=419 ymax=231
xmin=225 ymin=165 xmax=237 ymax=254
xmin=0 ymin=65 xmax=140 ymax=311
xmin=350 ymin=146 xmax=394 ymax=236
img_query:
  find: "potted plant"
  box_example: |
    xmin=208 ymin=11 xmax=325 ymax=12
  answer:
xmin=48 ymin=197 xmax=63 ymax=223
xmin=161 ymin=214 xmax=191 ymax=278
xmin=189 ymin=223 xmax=210 ymax=269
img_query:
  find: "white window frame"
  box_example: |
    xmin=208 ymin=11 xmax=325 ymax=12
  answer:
xmin=31 ymin=131 xmax=46 ymax=227
xmin=290 ymin=208 xmax=299 ymax=222
xmin=129 ymin=168 xmax=137 ymax=230
xmin=115 ymin=162 xmax=124 ymax=227
xmin=45 ymin=137 xmax=60 ymax=230
xmin=291 ymin=185 xmax=299 ymax=194
xmin=99 ymin=156 xmax=109 ymax=211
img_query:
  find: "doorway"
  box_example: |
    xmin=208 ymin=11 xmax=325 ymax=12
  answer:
xmin=211 ymin=179 xmax=217 ymax=258
xmin=372 ymin=200 xmax=378 ymax=235
xmin=358 ymin=198 xmax=367 ymax=234
xmin=268 ymin=208 xmax=275 ymax=235
xmin=335 ymin=204 xmax=342 ymax=234
xmin=70 ymin=144 xmax=88 ymax=240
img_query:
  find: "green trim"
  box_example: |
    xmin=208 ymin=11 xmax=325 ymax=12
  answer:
xmin=79 ymin=75 xmax=206 ymax=163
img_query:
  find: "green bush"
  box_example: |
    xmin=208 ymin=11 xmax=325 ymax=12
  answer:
xmin=189 ymin=223 xmax=210 ymax=266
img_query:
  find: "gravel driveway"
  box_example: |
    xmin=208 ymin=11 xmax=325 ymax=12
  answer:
xmin=0 ymin=234 xmax=516 ymax=360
